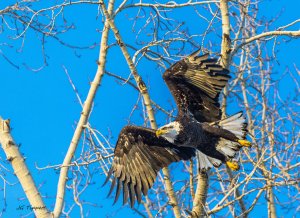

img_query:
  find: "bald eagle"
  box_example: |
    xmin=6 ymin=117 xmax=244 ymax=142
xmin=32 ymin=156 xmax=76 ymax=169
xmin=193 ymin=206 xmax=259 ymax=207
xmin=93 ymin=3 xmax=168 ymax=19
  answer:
xmin=104 ymin=50 xmax=251 ymax=207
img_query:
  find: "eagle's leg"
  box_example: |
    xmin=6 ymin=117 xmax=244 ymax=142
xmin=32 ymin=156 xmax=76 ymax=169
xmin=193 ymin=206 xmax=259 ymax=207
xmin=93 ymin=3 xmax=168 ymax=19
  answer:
xmin=202 ymin=123 xmax=251 ymax=147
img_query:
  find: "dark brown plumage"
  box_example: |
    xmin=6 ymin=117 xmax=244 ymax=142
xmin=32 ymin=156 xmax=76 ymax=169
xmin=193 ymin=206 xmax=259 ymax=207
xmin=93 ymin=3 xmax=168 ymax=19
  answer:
xmin=104 ymin=50 xmax=250 ymax=208
xmin=163 ymin=52 xmax=231 ymax=122
xmin=103 ymin=126 xmax=195 ymax=207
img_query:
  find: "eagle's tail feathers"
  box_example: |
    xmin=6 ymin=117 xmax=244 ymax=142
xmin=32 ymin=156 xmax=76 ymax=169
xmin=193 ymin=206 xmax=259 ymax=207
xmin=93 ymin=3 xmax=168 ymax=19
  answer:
xmin=216 ymin=112 xmax=248 ymax=159
xmin=218 ymin=111 xmax=247 ymax=139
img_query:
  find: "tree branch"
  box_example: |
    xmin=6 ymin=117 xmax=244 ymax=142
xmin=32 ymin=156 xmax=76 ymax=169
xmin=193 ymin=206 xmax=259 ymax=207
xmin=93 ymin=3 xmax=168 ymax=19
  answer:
xmin=232 ymin=30 xmax=300 ymax=55
xmin=220 ymin=0 xmax=231 ymax=69
xmin=52 ymin=0 xmax=115 ymax=217
xmin=219 ymin=1 xmax=247 ymax=216
xmin=99 ymin=1 xmax=181 ymax=217
xmin=190 ymin=171 xmax=208 ymax=217
xmin=119 ymin=0 xmax=219 ymax=11
xmin=0 ymin=118 xmax=51 ymax=218
xmin=190 ymin=1 xmax=233 ymax=215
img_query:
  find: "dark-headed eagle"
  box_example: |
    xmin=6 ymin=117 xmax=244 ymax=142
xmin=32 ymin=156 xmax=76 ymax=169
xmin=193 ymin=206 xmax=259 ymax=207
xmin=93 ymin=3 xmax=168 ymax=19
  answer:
xmin=104 ymin=50 xmax=251 ymax=207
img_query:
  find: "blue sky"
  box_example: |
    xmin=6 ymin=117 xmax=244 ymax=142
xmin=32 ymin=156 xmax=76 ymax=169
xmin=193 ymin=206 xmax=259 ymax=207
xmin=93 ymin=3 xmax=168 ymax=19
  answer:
xmin=0 ymin=0 xmax=299 ymax=217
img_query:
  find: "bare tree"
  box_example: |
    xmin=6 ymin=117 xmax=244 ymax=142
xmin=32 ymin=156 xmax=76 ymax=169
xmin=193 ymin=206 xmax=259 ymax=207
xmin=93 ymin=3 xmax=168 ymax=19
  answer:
xmin=0 ymin=0 xmax=299 ymax=217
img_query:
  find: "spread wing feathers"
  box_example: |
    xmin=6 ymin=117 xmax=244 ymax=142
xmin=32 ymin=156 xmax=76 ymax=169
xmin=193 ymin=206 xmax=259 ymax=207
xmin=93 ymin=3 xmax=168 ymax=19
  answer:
xmin=104 ymin=125 xmax=196 ymax=207
xmin=163 ymin=51 xmax=231 ymax=122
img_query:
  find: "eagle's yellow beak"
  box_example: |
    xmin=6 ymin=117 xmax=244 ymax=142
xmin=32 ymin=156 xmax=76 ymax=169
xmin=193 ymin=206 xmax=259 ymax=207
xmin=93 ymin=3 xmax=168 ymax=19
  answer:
xmin=156 ymin=129 xmax=168 ymax=137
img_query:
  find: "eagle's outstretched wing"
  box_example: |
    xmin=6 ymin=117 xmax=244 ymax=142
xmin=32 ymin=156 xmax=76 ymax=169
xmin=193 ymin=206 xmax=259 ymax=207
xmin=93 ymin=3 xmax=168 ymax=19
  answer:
xmin=104 ymin=126 xmax=195 ymax=207
xmin=163 ymin=51 xmax=231 ymax=122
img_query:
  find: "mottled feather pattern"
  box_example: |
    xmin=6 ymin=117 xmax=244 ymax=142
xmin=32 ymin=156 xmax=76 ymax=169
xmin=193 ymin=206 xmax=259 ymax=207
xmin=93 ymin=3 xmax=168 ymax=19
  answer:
xmin=163 ymin=53 xmax=230 ymax=122
xmin=104 ymin=126 xmax=195 ymax=207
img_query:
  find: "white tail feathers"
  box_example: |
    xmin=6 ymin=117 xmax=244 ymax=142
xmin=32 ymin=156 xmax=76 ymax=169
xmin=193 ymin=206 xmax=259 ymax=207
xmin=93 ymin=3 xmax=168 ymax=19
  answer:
xmin=218 ymin=112 xmax=247 ymax=139
xmin=216 ymin=112 xmax=247 ymax=159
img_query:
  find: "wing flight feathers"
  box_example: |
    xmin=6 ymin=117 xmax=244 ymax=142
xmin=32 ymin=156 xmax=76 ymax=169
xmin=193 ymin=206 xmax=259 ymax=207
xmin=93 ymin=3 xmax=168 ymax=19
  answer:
xmin=163 ymin=52 xmax=230 ymax=122
xmin=105 ymin=52 xmax=230 ymax=207
xmin=104 ymin=126 xmax=195 ymax=207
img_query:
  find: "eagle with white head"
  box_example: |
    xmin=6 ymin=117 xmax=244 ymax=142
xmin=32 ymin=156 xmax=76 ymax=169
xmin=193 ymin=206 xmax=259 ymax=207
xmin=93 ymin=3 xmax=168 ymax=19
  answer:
xmin=104 ymin=50 xmax=251 ymax=207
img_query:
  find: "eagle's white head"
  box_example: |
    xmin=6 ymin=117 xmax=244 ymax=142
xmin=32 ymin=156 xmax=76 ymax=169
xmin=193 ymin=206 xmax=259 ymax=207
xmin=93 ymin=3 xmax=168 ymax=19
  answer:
xmin=156 ymin=121 xmax=182 ymax=143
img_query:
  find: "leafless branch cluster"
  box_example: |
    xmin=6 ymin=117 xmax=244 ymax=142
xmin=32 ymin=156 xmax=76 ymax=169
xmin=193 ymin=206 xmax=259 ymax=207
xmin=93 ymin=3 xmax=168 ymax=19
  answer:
xmin=0 ymin=0 xmax=299 ymax=217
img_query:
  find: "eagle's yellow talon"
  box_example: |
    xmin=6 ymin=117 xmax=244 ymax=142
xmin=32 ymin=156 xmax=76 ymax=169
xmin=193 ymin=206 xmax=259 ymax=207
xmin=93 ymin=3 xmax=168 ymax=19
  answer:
xmin=238 ymin=139 xmax=251 ymax=147
xmin=226 ymin=161 xmax=240 ymax=171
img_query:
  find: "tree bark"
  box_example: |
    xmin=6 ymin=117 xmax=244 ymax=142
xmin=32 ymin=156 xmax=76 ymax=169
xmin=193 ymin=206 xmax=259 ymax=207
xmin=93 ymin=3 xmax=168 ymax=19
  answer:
xmin=52 ymin=0 xmax=115 ymax=217
xmin=99 ymin=1 xmax=181 ymax=217
xmin=0 ymin=118 xmax=51 ymax=218
xmin=191 ymin=171 xmax=208 ymax=217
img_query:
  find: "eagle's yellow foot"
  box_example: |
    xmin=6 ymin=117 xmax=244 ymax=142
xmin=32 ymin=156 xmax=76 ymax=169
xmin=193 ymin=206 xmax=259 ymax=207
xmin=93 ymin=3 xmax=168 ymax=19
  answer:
xmin=226 ymin=161 xmax=240 ymax=171
xmin=238 ymin=139 xmax=251 ymax=147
